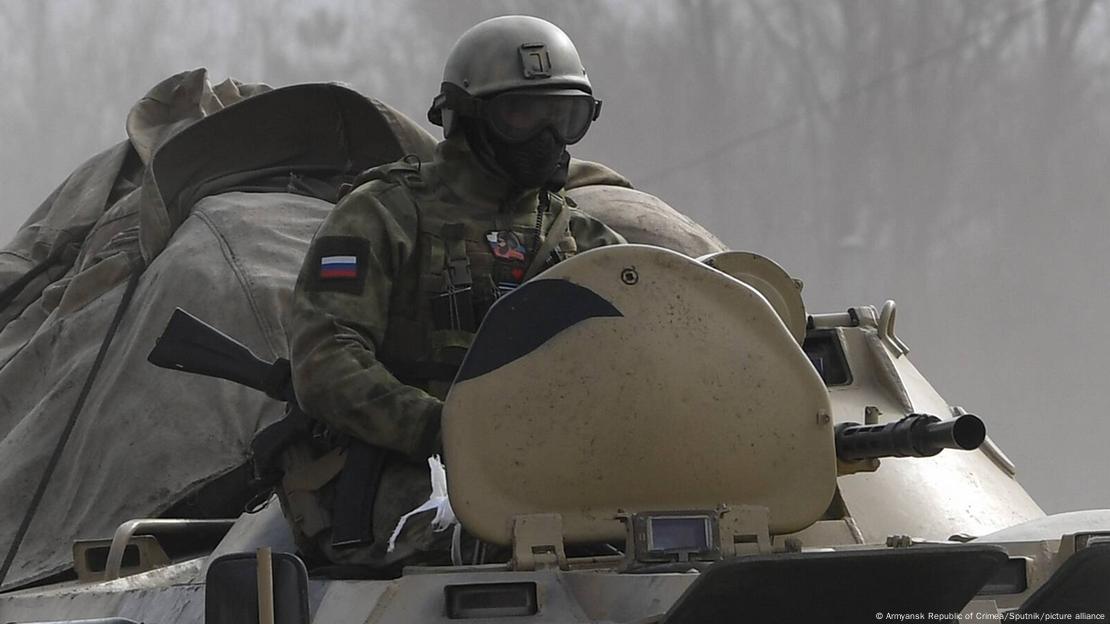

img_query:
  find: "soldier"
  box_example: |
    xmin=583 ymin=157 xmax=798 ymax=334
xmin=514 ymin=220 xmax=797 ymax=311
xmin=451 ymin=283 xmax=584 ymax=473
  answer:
xmin=286 ymin=15 xmax=625 ymax=570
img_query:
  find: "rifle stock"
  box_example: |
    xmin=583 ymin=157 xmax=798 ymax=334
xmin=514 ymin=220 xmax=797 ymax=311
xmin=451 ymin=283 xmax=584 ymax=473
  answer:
xmin=148 ymin=308 xmax=293 ymax=402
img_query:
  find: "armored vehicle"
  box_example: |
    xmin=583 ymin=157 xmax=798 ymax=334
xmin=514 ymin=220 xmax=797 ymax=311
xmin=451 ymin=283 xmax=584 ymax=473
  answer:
xmin=1 ymin=72 xmax=1107 ymax=623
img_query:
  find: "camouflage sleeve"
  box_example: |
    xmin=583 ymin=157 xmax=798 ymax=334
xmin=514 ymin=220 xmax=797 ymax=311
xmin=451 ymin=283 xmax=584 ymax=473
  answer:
xmin=568 ymin=208 xmax=627 ymax=250
xmin=288 ymin=183 xmax=441 ymax=460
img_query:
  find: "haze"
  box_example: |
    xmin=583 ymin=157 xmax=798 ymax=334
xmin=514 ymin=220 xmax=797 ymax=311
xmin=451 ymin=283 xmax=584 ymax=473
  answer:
xmin=1 ymin=0 xmax=1106 ymax=513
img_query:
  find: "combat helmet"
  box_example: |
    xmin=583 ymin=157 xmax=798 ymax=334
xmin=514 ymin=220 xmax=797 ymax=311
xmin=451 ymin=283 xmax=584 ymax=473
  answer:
xmin=428 ymin=15 xmax=601 ymax=144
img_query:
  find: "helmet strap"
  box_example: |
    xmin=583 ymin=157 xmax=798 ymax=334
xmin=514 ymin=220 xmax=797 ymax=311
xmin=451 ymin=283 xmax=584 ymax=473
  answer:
xmin=431 ymin=83 xmax=482 ymax=136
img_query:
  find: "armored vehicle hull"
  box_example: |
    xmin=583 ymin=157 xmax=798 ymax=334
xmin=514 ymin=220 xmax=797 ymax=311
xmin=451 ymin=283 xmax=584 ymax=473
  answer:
xmin=1 ymin=73 xmax=1106 ymax=623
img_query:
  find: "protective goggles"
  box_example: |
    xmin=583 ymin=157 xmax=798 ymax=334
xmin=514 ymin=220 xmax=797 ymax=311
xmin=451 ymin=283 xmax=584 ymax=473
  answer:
xmin=436 ymin=85 xmax=602 ymax=145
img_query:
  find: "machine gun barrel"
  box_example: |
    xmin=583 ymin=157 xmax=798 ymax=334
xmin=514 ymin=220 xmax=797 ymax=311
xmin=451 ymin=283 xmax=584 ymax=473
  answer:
xmin=835 ymin=413 xmax=986 ymax=461
xmin=147 ymin=308 xmax=293 ymax=402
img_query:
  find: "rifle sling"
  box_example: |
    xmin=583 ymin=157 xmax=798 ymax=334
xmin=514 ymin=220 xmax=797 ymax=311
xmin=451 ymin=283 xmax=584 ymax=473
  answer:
xmin=250 ymin=406 xmax=313 ymax=482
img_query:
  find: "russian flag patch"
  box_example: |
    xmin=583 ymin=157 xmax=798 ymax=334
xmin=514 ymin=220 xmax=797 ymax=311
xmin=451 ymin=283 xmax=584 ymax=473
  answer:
xmin=320 ymin=255 xmax=358 ymax=279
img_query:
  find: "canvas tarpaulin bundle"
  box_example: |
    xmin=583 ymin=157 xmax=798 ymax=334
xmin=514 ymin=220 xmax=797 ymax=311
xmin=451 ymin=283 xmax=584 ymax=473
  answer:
xmin=0 ymin=68 xmax=722 ymax=591
xmin=0 ymin=69 xmax=437 ymax=589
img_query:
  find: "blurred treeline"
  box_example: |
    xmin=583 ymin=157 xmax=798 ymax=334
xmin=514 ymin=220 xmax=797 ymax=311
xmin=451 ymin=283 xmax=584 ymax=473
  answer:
xmin=1 ymin=0 xmax=1107 ymax=511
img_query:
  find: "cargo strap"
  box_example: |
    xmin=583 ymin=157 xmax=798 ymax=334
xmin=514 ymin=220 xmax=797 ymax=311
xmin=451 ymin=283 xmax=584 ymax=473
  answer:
xmin=0 ymin=241 xmax=77 ymax=313
xmin=442 ymin=223 xmax=472 ymax=289
xmin=430 ymin=223 xmax=477 ymax=334
xmin=0 ymin=259 xmax=143 ymax=587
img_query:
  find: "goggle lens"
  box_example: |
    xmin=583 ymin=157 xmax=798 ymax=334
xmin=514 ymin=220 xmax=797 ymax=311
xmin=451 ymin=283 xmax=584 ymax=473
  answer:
xmin=485 ymin=93 xmax=598 ymax=144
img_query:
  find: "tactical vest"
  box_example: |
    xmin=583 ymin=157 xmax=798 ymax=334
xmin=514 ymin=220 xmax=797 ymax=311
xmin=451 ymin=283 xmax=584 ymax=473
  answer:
xmin=350 ymin=160 xmax=579 ymax=398
xmin=278 ymin=160 xmax=587 ymax=561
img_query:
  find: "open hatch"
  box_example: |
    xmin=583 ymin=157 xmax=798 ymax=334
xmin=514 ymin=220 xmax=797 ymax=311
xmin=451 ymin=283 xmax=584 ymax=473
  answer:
xmin=443 ymin=245 xmax=837 ymax=568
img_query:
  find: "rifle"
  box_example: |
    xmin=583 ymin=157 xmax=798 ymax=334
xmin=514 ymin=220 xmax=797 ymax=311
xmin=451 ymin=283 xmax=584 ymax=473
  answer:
xmin=148 ymin=308 xmax=383 ymax=548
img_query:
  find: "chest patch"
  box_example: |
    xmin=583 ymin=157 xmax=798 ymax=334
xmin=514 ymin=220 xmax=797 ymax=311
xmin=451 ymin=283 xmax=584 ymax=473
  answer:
xmin=486 ymin=230 xmax=527 ymax=262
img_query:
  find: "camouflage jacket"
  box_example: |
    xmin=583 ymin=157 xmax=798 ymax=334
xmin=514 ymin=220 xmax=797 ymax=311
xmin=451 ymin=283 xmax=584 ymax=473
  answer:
xmin=288 ymin=137 xmax=625 ymax=463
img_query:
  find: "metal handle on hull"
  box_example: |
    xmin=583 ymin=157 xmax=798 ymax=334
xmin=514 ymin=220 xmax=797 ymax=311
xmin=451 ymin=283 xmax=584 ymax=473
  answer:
xmin=103 ymin=518 xmax=235 ymax=580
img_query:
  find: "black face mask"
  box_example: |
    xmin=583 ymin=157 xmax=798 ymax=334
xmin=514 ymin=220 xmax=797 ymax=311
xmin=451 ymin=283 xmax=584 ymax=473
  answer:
xmin=464 ymin=119 xmax=569 ymax=191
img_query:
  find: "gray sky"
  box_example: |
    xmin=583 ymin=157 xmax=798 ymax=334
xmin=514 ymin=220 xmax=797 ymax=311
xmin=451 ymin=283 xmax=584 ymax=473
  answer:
xmin=2 ymin=0 xmax=1108 ymax=514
